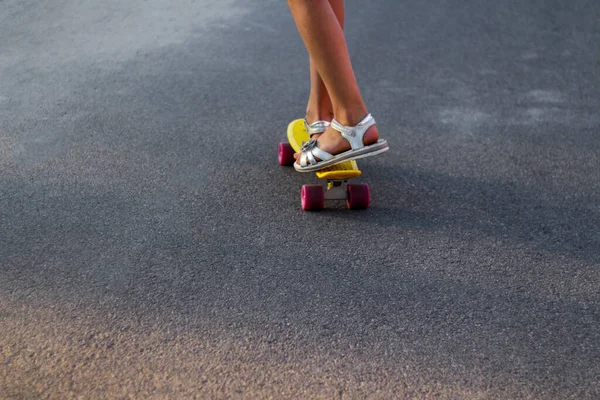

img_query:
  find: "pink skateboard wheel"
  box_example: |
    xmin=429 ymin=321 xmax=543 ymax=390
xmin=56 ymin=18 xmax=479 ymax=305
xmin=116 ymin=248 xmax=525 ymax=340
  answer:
xmin=301 ymin=184 xmax=325 ymax=211
xmin=346 ymin=184 xmax=370 ymax=209
xmin=278 ymin=142 xmax=295 ymax=166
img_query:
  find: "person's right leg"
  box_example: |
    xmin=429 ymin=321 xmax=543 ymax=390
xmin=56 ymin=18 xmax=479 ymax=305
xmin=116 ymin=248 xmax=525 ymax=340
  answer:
xmin=305 ymin=0 xmax=345 ymax=131
xmin=288 ymin=0 xmax=382 ymax=166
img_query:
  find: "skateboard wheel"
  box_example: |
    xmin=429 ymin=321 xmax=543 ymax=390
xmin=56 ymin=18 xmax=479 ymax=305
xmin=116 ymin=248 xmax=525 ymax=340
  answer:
xmin=346 ymin=184 xmax=370 ymax=210
xmin=278 ymin=142 xmax=295 ymax=166
xmin=301 ymin=185 xmax=325 ymax=211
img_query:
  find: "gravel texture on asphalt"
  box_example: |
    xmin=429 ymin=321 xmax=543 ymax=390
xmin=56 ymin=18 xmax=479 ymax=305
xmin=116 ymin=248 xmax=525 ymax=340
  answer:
xmin=1 ymin=0 xmax=599 ymax=398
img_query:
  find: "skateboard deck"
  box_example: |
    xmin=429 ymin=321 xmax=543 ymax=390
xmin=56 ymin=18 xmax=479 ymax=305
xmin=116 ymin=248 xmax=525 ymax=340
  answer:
xmin=279 ymin=119 xmax=370 ymax=210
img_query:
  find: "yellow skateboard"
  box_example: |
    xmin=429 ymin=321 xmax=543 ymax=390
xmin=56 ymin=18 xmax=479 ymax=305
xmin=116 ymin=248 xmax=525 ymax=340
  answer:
xmin=278 ymin=119 xmax=370 ymax=210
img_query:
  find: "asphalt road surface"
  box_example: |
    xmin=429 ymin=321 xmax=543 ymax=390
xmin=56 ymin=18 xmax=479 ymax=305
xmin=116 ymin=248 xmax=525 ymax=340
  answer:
xmin=1 ymin=0 xmax=599 ymax=398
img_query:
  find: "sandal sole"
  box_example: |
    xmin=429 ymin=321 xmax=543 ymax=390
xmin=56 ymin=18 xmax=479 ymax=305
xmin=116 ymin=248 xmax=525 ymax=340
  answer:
xmin=294 ymin=140 xmax=389 ymax=172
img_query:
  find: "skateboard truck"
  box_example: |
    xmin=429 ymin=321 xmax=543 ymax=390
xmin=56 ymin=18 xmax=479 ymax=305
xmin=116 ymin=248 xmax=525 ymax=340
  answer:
xmin=299 ymin=179 xmax=370 ymax=210
xmin=324 ymin=180 xmax=348 ymax=200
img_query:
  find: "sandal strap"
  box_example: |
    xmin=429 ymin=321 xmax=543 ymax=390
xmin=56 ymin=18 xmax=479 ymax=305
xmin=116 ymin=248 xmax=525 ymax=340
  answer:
xmin=298 ymin=140 xmax=333 ymax=167
xmin=330 ymin=114 xmax=376 ymax=150
xmin=304 ymin=119 xmax=331 ymax=137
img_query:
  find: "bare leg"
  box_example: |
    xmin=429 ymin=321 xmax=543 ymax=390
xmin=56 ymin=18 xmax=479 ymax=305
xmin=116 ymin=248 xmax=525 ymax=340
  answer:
xmin=288 ymin=0 xmax=379 ymax=160
xmin=306 ymin=59 xmax=333 ymax=126
xmin=305 ymin=0 xmax=345 ymax=128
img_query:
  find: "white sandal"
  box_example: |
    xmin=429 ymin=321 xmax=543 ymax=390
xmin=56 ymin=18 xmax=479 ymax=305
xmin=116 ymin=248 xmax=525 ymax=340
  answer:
xmin=304 ymin=118 xmax=330 ymax=138
xmin=294 ymin=114 xmax=389 ymax=172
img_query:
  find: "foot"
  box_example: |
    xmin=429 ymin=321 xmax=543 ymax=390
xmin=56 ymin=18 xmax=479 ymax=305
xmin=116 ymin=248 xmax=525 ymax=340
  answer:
xmin=294 ymin=116 xmax=379 ymax=162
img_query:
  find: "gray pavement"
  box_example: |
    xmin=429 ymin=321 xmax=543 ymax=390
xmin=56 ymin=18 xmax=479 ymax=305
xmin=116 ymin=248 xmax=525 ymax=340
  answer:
xmin=1 ymin=0 xmax=599 ymax=398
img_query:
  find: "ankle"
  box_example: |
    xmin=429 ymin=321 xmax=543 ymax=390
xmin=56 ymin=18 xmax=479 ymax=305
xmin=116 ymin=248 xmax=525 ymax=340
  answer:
xmin=333 ymin=105 xmax=369 ymax=126
xmin=305 ymin=108 xmax=334 ymax=124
